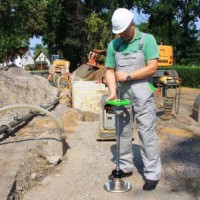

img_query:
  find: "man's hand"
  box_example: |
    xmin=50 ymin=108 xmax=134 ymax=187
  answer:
xmin=107 ymin=93 xmax=117 ymax=101
xmin=115 ymin=71 xmax=128 ymax=82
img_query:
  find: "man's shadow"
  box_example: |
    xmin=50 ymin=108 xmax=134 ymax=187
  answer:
xmin=110 ymin=143 xmax=145 ymax=179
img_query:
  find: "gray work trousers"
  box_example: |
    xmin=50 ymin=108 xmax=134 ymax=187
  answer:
xmin=117 ymin=82 xmax=161 ymax=181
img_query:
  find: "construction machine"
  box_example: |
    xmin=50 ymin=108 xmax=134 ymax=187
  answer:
xmin=153 ymin=45 xmax=177 ymax=83
xmin=74 ymin=49 xmax=106 ymax=82
xmin=154 ymin=45 xmax=181 ymax=119
xmin=47 ymin=55 xmax=71 ymax=89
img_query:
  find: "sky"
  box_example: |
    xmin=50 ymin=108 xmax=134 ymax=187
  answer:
xmin=29 ymin=36 xmax=42 ymax=48
xmin=29 ymin=36 xmax=42 ymax=54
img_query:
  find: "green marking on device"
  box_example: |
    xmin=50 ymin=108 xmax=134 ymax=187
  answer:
xmin=148 ymin=83 xmax=156 ymax=93
xmin=107 ymin=99 xmax=132 ymax=107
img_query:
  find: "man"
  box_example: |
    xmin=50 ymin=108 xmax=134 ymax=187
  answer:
xmin=105 ymin=8 xmax=161 ymax=191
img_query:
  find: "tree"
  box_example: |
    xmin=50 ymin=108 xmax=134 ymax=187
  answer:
xmin=43 ymin=0 xmax=87 ymax=70
xmin=84 ymin=13 xmax=111 ymax=56
xmin=134 ymin=0 xmax=200 ymax=64
xmin=1 ymin=0 xmax=199 ymax=66
xmin=0 ymin=0 xmax=46 ymax=62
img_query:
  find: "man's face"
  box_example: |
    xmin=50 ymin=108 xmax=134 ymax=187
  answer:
xmin=120 ymin=22 xmax=135 ymax=43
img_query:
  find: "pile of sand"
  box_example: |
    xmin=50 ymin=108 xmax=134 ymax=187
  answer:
xmin=0 ymin=67 xmax=59 ymax=122
xmin=0 ymin=67 xmax=58 ymax=107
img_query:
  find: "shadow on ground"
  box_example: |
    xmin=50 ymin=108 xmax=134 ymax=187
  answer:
xmin=162 ymin=136 xmax=200 ymax=198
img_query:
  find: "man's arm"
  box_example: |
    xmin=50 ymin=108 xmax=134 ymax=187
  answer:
xmin=115 ymin=59 xmax=158 ymax=82
xmin=106 ymin=68 xmax=117 ymax=100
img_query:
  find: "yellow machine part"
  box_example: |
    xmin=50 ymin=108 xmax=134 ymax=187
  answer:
xmin=159 ymin=76 xmax=180 ymax=85
xmin=158 ymin=45 xmax=174 ymax=67
xmin=48 ymin=59 xmax=70 ymax=81
xmin=53 ymin=60 xmax=70 ymax=68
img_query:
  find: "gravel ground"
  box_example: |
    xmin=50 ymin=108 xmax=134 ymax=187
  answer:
xmin=22 ymin=119 xmax=199 ymax=200
xmin=22 ymin=94 xmax=200 ymax=200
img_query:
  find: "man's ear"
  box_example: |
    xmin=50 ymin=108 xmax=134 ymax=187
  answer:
xmin=131 ymin=21 xmax=135 ymax=27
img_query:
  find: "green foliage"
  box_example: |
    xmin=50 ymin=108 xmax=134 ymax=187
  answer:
xmin=85 ymin=13 xmax=111 ymax=51
xmin=137 ymin=23 xmax=150 ymax=33
xmin=135 ymin=0 xmax=200 ymax=64
xmin=33 ymin=44 xmax=48 ymax=58
xmin=43 ymin=0 xmax=87 ymax=69
xmin=0 ymin=0 xmax=46 ymax=62
xmin=0 ymin=0 xmax=199 ymax=70
xmin=175 ymin=66 xmax=200 ymax=88
xmin=177 ymin=39 xmax=200 ymax=65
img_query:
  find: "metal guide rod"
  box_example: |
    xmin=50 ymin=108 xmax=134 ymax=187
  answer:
xmin=116 ymin=82 xmax=121 ymax=171
xmin=116 ymin=108 xmax=120 ymax=171
xmin=104 ymin=82 xmax=132 ymax=193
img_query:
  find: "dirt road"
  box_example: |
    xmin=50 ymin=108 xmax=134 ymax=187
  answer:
xmin=1 ymin=86 xmax=200 ymax=200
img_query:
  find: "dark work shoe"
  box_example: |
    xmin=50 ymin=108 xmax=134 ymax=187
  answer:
xmin=123 ymin=171 xmax=133 ymax=177
xmin=108 ymin=171 xmax=133 ymax=180
xmin=143 ymin=180 xmax=159 ymax=191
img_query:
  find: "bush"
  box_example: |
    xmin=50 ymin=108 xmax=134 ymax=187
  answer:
xmin=174 ymin=65 xmax=200 ymax=88
xmin=24 ymin=64 xmax=36 ymax=71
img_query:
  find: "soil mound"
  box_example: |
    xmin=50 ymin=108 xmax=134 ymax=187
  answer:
xmin=0 ymin=67 xmax=58 ymax=107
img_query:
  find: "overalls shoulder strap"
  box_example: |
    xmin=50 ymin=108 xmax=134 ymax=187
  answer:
xmin=139 ymin=32 xmax=146 ymax=50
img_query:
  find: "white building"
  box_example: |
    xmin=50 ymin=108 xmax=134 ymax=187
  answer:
xmin=12 ymin=55 xmax=22 ymax=68
xmin=21 ymin=51 xmax=35 ymax=69
xmin=34 ymin=50 xmax=50 ymax=70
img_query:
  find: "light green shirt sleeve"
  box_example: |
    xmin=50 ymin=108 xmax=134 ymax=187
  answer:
xmin=105 ymin=40 xmax=116 ymax=68
xmin=144 ymin=34 xmax=159 ymax=61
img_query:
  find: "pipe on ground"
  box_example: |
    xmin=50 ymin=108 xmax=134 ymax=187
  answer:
xmin=0 ymin=100 xmax=65 ymax=139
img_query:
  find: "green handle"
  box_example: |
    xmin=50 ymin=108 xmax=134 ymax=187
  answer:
xmin=107 ymin=99 xmax=132 ymax=107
